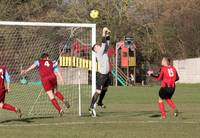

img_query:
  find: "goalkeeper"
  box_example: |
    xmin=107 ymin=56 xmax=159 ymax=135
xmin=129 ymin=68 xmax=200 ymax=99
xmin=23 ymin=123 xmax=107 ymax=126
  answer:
xmin=89 ymin=27 xmax=111 ymax=117
xmin=21 ymin=53 xmax=70 ymax=117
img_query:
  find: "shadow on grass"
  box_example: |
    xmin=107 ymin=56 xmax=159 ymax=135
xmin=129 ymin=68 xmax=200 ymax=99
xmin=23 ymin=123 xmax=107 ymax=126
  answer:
xmin=0 ymin=116 xmax=54 ymax=124
xmin=91 ymin=110 xmax=160 ymax=118
xmin=149 ymin=114 xmax=161 ymax=118
xmin=150 ymin=111 xmax=183 ymax=118
xmin=100 ymin=110 xmax=184 ymax=118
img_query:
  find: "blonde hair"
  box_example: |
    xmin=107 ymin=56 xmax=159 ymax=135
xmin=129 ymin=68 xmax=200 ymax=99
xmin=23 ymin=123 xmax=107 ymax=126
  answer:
xmin=162 ymin=57 xmax=171 ymax=65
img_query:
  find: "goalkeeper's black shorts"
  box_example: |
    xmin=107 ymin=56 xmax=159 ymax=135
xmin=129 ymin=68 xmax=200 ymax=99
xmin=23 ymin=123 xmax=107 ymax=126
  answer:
xmin=96 ymin=72 xmax=110 ymax=91
xmin=159 ymin=86 xmax=175 ymax=100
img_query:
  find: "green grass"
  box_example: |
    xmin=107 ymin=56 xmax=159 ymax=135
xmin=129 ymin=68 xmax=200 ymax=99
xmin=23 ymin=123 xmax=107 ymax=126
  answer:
xmin=1 ymin=84 xmax=200 ymax=138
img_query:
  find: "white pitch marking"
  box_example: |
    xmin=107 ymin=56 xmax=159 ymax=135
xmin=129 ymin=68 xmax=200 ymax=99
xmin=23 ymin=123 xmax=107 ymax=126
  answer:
xmin=0 ymin=120 xmax=199 ymax=127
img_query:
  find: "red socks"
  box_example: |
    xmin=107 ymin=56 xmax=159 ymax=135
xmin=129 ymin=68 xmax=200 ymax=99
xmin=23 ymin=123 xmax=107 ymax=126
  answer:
xmin=159 ymin=102 xmax=166 ymax=118
xmin=158 ymin=99 xmax=176 ymax=119
xmin=2 ymin=103 xmax=17 ymax=112
xmin=166 ymin=99 xmax=176 ymax=110
xmin=51 ymin=98 xmax=61 ymax=112
xmin=55 ymin=91 xmax=64 ymax=102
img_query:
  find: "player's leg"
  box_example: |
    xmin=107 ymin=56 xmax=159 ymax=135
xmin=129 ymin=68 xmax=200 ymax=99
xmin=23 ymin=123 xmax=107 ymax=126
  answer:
xmin=158 ymin=98 xmax=166 ymax=119
xmin=46 ymin=90 xmax=63 ymax=116
xmin=165 ymin=87 xmax=176 ymax=109
xmin=89 ymin=73 xmax=107 ymax=117
xmin=166 ymin=98 xmax=176 ymax=109
xmin=50 ymin=78 xmax=69 ymax=107
xmin=89 ymin=73 xmax=105 ymax=108
xmin=89 ymin=89 xmax=100 ymax=117
xmin=97 ymin=74 xmax=110 ymax=108
xmin=97 ymin=87 xmax=107 ymax=108
xmin=0 ymin=102 xmax=16 ymax=112
xmin=158 ymin=88 xmax=166 ymax=119
xmin=90 ymin=73 xmax=100 ymax=110
xmin=43 ymin=77 xmax=63 ymax=116
xmin=0 ymin=92 xmax=22 ymax=119
xmin=54 ymin=90 xmax=64 ymax=101
xmin=166 ymin=98 xmax=178 ymax=117
xmin=53 ymin=82 xmax=65 ymax=102
xmin=54 ymin=88 xmax=70 ymax=108
xmin=166 ymin=87 xmax=178 ymax=117
xmin=90 ymin=89 xmax=101 ymax=109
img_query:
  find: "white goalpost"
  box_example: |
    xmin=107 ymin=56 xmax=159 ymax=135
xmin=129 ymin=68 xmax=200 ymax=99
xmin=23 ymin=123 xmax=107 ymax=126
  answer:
xmin=0 ymin=21 xmax=96 ymax=118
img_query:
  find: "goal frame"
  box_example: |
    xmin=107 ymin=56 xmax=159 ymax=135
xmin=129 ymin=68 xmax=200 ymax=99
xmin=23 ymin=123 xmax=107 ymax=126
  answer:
xmin=0 ymin=21 xmax=96 ymax=116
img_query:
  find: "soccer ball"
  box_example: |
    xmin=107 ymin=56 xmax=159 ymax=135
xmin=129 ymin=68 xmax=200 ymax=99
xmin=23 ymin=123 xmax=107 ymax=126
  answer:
xmin=90 ymin=10 xmax=99 ymax=19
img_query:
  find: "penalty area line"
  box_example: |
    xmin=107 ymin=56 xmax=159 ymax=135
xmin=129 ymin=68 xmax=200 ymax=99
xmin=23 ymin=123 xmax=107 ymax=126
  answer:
xmin=0 ymin=120 xmax=199 ymax=127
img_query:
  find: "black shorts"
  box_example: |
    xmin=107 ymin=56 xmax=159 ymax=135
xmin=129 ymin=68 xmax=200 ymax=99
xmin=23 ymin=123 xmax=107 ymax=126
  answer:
xmin=159 ymin=87 xmax=175 ymax=100
xmin=96 ymin=72 xmax=110 ymax=91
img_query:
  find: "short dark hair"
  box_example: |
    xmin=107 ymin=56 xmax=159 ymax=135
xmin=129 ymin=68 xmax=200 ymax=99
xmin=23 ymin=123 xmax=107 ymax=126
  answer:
xmin=92 ymin=44 xmax=97 ymax=52
xmin=41 ymin=53 xmax=49 ymax=59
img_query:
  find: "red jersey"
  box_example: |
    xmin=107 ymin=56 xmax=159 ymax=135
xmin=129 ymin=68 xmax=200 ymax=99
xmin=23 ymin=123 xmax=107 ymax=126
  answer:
xmin=38 ymin=59 xmax=56 ymax=79
xmin=153 ymin=66 xmax=179 ymax=88
xmin=0 ymin=66 xmax=6 ymax=91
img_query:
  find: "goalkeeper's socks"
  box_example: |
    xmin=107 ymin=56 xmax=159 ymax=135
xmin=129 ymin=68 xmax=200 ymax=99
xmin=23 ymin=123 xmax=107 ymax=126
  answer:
xmin=90 ymin=92 xmax=99 ymax=109
xmin=98 ymin=89 xmax=106 ymax=105
xmin=166 ymin=99 xmax=176 ymax=110
xmin=2 ymin=103 xmax=17 ymax=112
xmin=55 ymin=91 xmax=64 ymax=102
xmin=159 ymin=102 xmax=166 ymax=118
xmin=51 ymin=98 xmax=62 ymax=112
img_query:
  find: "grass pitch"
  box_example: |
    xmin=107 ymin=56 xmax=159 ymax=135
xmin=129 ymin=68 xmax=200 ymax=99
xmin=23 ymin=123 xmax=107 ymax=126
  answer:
xmin=0 ymin=84 xmax=200 ymax=138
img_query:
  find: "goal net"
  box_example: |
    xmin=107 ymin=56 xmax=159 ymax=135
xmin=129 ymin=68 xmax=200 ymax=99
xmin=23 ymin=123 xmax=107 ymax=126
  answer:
xmin=0 ymin=21 xmax=96 ymax=119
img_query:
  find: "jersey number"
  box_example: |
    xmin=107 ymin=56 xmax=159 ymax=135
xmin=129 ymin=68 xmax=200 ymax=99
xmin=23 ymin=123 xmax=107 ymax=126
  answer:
xmin=0 ymin=69 xmax=3 ymax=79
xmin=168 ymin=68 xmax=174 ymax=77
xmin=44 ymin=61 xmax=50 ymax=67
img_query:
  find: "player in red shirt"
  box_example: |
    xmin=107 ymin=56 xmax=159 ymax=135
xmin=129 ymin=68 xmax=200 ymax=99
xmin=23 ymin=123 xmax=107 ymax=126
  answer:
xmin=21 ymin=53 xmax=70 ymax=117
xmin=0 ymin=66 xmax=22 ymax=118
xmin=148 ymin=57 xmax=179 ymax=119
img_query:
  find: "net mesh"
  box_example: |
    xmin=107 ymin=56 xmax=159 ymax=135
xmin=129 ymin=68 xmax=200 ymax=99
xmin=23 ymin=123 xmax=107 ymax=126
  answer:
xmin=0 ymin=25 xmax=93 ymax=119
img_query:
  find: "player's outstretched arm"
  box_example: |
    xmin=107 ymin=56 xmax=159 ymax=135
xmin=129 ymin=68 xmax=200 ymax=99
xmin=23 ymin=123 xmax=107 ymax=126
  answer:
xmin=147 ymin=70 xmax=154 ymax=76
xmin=21 ymin=64 xmax=37 ymax=75
xmin=152 ymin=70 xmax=163 ymax=81
xmin=99 ymin=27 xmax=111 ymax=54
xmin=55 ymin=71 xmax=64 ymax=85
xmin=147 ymin=69 xmax=163 ymax=81
xmin=53 ymin=62 xmax=64 ymax=85
xmin=5 ymin=70 xmax=11 ymax=92
xmin=102 ymin=27 xmax=111 ymax=37
xmin=6 ymin=82 xmax=10 ymax=92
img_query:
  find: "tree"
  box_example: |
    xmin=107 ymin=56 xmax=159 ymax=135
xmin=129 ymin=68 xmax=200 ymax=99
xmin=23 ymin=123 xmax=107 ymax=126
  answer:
xmin=0 ymin=0 xmax=200 ymax=64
